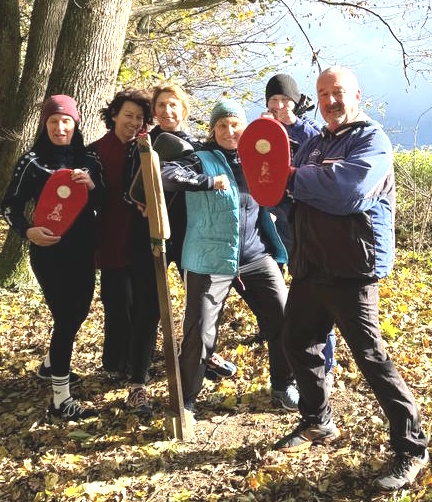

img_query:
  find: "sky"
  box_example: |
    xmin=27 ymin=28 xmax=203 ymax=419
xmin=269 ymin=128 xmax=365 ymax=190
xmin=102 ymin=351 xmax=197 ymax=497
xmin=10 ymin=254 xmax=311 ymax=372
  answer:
xmin=249 ymin=1 xmax=432 ymax=149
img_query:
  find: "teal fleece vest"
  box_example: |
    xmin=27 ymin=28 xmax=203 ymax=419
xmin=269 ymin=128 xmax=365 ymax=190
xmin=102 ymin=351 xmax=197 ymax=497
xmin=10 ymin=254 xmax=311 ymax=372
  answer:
xmin=181 ymin=150 xmax=287 ymax=275
xmin=182 ymin=150 xmax=240 ymax=275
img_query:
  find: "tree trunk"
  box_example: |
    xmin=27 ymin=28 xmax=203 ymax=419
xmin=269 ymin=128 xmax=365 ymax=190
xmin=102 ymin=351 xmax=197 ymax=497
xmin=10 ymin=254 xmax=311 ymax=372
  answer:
xmin=0 ymin=0 xmax=133 ymax=288
xmin=0 ymin=0 xmax=20 ymax=118
xmin=0 ymin=0 xmax=68 ymax=289
xmin=46 ymin=0 xmax=134 ymax=143
xmin=0 ymin=227 xmax=34 ymax=289
xmin=0 ymin=0 xmax=67 ymax=201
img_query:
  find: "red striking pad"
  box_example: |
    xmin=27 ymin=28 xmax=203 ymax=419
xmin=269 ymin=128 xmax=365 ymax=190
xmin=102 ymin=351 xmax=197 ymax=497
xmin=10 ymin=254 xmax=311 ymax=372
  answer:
xmin=33 ymin=168 xmax=88 ymax=236
xmin=238 ymin=117 xmax=292 ymax=206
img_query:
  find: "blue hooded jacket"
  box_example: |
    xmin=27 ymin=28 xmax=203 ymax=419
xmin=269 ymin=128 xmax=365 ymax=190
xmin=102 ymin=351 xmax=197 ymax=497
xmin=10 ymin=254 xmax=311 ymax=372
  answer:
xmin=289 ymin=115 xmax=395 ymax=281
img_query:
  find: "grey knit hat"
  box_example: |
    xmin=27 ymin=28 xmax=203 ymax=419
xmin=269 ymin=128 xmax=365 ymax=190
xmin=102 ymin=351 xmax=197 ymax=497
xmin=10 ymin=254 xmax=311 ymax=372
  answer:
xmin=265 ymin=74 xmax=301 ymax=105
xmin=209 ymin=99 xmax=247 ymax=130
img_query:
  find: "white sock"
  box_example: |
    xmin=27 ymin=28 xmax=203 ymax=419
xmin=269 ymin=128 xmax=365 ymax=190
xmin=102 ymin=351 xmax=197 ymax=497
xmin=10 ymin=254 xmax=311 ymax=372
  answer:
xmin=44 ymin=353 xmax=51 ymax=368
xmin=52 ymin=374 xmax=70 ymax=408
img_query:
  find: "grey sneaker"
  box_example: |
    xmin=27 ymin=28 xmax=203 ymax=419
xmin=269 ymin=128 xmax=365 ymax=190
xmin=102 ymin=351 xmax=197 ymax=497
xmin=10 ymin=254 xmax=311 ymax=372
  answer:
xmin=374 ymin=450 xmax=429 ymax=491
xmin=274 ymin=418 xmax=340 ymax=453
xmin=127 ymin=387 xmax=152 ymax=416
xmin=271 ymin=383 xmax=299 ymax=411
xmin=183 ymin=402 xmax=197 ymax=426
xmin=205 ymin=352 xmax=237 ymax=380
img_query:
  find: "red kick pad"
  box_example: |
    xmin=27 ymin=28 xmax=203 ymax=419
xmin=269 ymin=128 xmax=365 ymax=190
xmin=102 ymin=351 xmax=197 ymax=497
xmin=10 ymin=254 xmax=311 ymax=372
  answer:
xmin=33 ymin=168 xmax=88 ymax=236
xmin=238 ymin=117 xmax=291 ymax=206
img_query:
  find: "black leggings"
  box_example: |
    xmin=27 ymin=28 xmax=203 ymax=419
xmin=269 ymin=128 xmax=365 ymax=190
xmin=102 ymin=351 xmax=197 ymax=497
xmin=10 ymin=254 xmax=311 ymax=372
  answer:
xmin=30 ymin=245 xmax=95 ymax=377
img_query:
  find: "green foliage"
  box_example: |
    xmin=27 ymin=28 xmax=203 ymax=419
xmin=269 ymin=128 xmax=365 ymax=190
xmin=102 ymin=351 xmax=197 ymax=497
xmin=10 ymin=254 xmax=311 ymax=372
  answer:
xmin=393 ymin=147 xmax=432 ymax=252
xmin=379 ymin=318 xmax=401 ymax=340
xmin=395 ymin=147 xmax=432 ymax=185
xmin=122 ymin=0 xmax=290 ymax=127
xmin=117 ymin=66 xmax=135 ymax=83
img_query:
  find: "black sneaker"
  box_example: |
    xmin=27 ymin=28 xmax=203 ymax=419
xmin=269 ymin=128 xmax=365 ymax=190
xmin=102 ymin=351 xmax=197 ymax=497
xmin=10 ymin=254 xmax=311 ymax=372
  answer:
xmin=204 ymin=353 xmax=237 ymax=380
xmin=274 ymin=418 xmax=340 ymax=453
xmin=127 ymin=387 xmax=152 ymax=416
xmin=37 ymin=363 xmax=81 ymax=385
xmin=374 ymin=450 xmax=429 ymax=490
xmin=48 ymin=397 xmax=98 ymax=421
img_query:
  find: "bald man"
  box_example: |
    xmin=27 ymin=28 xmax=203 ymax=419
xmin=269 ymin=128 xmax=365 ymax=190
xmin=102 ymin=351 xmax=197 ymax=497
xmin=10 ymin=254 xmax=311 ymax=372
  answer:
xmin=274 ymin=66 xmax=428 ymax=491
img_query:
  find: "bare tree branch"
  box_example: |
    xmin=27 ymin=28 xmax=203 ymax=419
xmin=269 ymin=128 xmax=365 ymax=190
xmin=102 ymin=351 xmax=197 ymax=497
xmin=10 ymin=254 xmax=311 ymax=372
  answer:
xmin=130 ymin=0 xmax=228 ymax=20
xmin=316 ymin=0 xmax=410 ymax=84
xmin=280 ymin=0 xmax=322 ymax=73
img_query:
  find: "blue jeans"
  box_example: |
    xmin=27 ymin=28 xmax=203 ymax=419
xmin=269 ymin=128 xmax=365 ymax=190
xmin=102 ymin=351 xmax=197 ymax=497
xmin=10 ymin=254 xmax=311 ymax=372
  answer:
xmin=323 ymin=330 xmax=337 ymax=374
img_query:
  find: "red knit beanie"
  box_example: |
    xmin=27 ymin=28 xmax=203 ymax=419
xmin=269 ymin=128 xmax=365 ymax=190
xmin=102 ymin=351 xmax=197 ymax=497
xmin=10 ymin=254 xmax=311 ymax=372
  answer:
xmin=40 ymin=95 xmax=80 ymax=125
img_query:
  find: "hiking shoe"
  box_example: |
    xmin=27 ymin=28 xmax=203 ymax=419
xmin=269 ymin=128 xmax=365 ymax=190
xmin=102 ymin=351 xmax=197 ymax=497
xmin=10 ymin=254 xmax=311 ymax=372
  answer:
xmin=127 ymin=387 xmax=152 ymax=416
xmin=271 ymin=383 xmax=299 ymax=411
xmin=184 ymin=400 xmax=195 ymax=412
xmin=37 ymin=363 xmax=81 ymax=385
xmin=274 ymin=418 xmax=340 ymax=453
xmin=183 ymin=401 xmax=197 ymax=425
xmin=205 ymin=353 xmax=237 ymax=380
xmin=325 ymin=370 xmax=334 ymax=396
xmin=374 ymin=449 xmax=429 ymax=491
xmin=48 ymin=397 xmax=98 ymax=421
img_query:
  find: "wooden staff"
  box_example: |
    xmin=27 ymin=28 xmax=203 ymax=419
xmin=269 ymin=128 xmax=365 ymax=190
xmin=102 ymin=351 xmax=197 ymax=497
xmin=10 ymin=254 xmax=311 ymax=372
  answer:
xmin=137 ymin=134 xmax=192 ymax=440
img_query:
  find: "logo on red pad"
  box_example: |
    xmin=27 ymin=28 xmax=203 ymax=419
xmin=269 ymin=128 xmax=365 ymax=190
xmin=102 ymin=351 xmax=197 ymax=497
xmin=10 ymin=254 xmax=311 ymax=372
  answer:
xmin=238 ymin=117 xmax=292 ymax=207
xmin=33 ymin=169 xmax=88 ymax=236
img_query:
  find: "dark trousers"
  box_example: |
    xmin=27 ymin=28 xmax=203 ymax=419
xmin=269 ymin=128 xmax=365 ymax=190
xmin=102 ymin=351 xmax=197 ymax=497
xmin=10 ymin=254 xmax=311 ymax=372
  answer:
xmin=100 ymin=267 xmax=133 ymax=373
xmin=180 ymin=255 xmax=294 ymax=404
xmin=129 ymin=222 xmax=183 ymax=385
xmin=30 ymin=246 xmax=95 ymax=377
xmin=284 ymin=278 xmax=427 ymax=456
xmin=129 ymin=239 xmax=160 ymax=384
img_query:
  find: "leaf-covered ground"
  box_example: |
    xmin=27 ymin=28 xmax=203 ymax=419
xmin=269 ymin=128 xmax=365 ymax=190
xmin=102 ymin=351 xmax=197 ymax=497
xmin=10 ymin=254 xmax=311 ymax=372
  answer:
xmin=1 ymin=219 xmax=431 ymax=502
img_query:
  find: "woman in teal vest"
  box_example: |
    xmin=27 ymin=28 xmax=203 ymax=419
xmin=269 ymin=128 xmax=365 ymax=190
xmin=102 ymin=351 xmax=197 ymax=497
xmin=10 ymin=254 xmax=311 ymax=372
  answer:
xmin=161 ymin=99 xmax=299 ymax=413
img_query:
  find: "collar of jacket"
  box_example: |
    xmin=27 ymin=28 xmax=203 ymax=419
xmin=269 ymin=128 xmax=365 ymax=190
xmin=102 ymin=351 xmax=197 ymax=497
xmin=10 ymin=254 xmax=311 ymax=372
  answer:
xmin=321 ymin=112 xmax=374 ymax=139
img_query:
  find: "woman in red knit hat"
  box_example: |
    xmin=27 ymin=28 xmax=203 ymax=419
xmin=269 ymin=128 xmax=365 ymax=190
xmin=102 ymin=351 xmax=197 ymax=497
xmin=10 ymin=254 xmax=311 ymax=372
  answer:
xmin=1 ymin=94 xmax=103 ymax=421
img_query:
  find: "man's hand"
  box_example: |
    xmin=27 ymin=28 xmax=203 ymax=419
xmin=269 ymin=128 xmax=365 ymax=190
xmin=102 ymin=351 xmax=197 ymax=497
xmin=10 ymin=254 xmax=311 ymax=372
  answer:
xmin=270 ymin=108 xmax=297 ymax=126
xmin=213 ymin=175 xmax=230 ymax=190
xmin=286 ymin=166 xmax=297 ymax=188
xmin=26 ymin=227 xmax=61 ymax=246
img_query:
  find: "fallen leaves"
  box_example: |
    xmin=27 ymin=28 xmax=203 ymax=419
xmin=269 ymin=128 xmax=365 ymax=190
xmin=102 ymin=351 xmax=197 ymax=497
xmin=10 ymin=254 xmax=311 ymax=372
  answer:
xmin=1 ymin=214 xmax=432 ymax=501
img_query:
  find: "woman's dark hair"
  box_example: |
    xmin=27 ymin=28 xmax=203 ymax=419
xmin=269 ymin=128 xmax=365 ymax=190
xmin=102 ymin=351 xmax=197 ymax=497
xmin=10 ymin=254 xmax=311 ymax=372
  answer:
xmin=99 ymin=89 xmax=153 ymax=130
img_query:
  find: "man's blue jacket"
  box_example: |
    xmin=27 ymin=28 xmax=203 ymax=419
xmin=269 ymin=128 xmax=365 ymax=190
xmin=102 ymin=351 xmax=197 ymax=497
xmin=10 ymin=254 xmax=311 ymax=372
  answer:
xmin=289 ymin=113 xmax=395 ymax=282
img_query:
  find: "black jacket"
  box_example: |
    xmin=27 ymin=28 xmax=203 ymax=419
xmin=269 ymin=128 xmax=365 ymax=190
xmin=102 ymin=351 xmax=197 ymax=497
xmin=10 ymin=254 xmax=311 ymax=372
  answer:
xmin=1 ymin=132 xmax=103 ymax=256
xmin=124 ymin=127 xmax=201 ymax=266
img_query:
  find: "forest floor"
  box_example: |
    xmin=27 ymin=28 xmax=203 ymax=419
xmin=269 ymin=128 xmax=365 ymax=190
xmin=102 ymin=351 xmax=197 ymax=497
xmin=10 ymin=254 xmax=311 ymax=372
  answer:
xmin=1 ymin=219 xmax=432 ymax=502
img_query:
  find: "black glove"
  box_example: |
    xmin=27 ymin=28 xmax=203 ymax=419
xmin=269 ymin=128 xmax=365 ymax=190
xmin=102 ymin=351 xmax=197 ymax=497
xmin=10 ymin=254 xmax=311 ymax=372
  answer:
xmin=294 ymin=94 xmax=315 ymax=117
